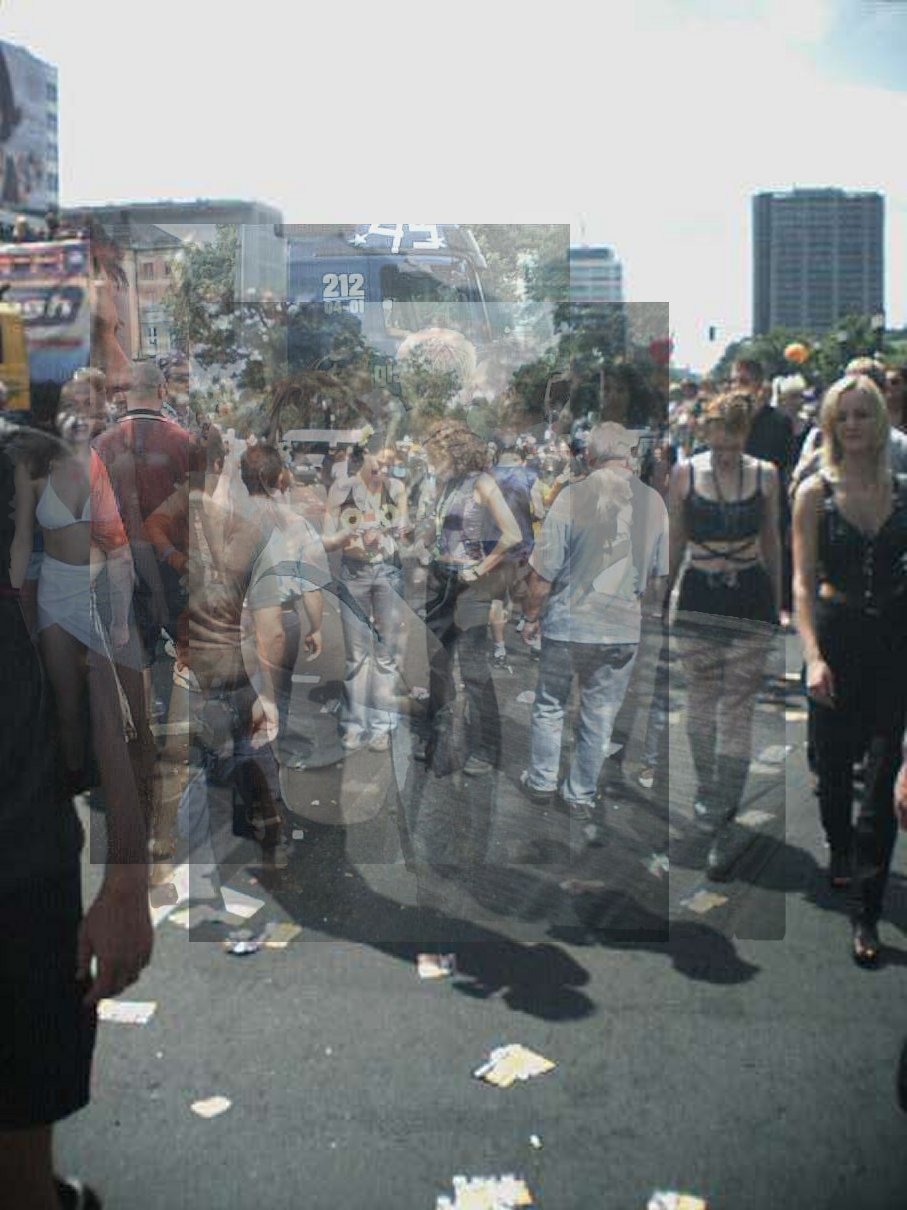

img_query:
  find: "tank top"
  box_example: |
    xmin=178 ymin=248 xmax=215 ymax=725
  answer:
xmin=818 ymin=474 xmax=907 ymax=617
xmin=434 ymin=473 xmax=485 ymax=565
xmin=685 ymin=460 xmax=764 ymax=563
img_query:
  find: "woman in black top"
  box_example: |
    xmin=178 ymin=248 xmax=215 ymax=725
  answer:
xmin=793 ymin=374 xmax=907 ymax=965
xmin=666 ymin=393 xmax=781 ymax=878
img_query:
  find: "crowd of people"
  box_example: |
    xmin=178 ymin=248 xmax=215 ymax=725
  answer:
xmin=3 ymin=224 xmax=907 ymax=1205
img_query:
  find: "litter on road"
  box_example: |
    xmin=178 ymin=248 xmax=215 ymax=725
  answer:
xmin=737 ymin=808 xmax=775 ymax=829
xmin=190 ymin=1096 xmax=232 ymax=1119
xmin=757 ymin=743 xmax=794 ymax=764
xmin=261 ymin=921 xmax=302 ymax=948
xmin=515 ymin=690 xmax=535 ymax=704
xmin=644 ymin=853 xmax=670 ymax=879
xmin=681 ymin=889 xmax=729 ymax=915
xmin=417 ymin=952 xmax=456 ymax=979
xmin=223 ymin=931 xmax=262 ymax=956
xmin=97 ymin=1000 xmax=157 ymax=1025
xmin=437 ymin=1174 xmax=533 ymax=1209
xmin=647 ymin=1193 xmax=709 ymax=1210
xmin=473 ymin=1044 xmax=555 ymax=1088
xmin=528 ymin=1135 xmax=542 ymax=1150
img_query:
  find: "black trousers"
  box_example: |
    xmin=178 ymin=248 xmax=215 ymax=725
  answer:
xmin=812 ymin=600 xmax=907 ymax=925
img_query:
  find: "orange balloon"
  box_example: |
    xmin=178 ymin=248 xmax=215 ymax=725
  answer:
xmin=784 ymin=342 xmax=809 ymax=365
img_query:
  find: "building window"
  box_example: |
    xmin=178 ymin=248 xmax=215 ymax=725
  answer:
xmin=140 ymin=262 xmax=156 ymax=280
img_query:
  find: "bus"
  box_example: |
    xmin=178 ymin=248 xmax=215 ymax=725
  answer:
xmin=283 ymin=223 xmax=495 ymax=393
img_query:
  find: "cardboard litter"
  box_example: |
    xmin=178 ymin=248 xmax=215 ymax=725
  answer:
xmin=737 ymin=808 xmax=775 ymax=829
xmin=417 ymin=953 xmax=456 ymax=979
xmin=97 ymin=1000 xmax=157 ymax=1025
xmin=261 ymin=922 xmax=302 ymax=949
xmin=437 ymin=1174 xmax=533 ymax=1209
xmin=681 ymin=890 xmax=729 ymax=915
xmin=473 ymin=1045 xmax=555 ymax=1088
xmin=190 ymin=1096 xmax=232 ymax=1119
xmin=647 ymin=1193 xmax=709 ymax=1210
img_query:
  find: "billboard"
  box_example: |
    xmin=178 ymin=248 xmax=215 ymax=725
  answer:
xmin=0 ymin=238 xmax=90 ymax=384
xmin=0 ymin=40 xmax=57 ymax=217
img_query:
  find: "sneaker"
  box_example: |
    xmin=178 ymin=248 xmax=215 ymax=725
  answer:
xmin=55 ymin=1176 xmax=102 ymax=1209
xmin=514 ymin=615 xmax=526 ymax=633
xmin=518 ymin=769 xmax=554 ymax=804
xmin=492 ymin=648 xmax=508 ymax=670
xmin=463 ymin=755 xmax=495 ymax=776
xmin=368 ymin=732 xmax=391 ymax=752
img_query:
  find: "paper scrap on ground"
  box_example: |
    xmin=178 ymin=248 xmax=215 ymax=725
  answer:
xmin=757 ymin=743 xmax=793 ymax=765
xmin=436 ymin=1174 xmax=533 ymax=1209
xmin=737 ymin=808 xmax=775 ymax=829
xmin=515 ymin=690 xmax=535 ymax=705
xmin=98 ymin=1000 xmax=157 ymax=1025
xmin=785 ymin=708 xmax=808 ymax=722
xmin=261 ymin=922 xmax=302 ymax=948
xmin=473 ymin=1044 xmax=555 ymax=1088
xmin=648 ymin=1193 xmax=709 ymax=1210
xmin=644 ymin=853 xmax=670 ymax=878
xmin=223 ymin=931 xmax=262 ymax=956
xmin=190 ymin=1096 xmax=232 ymax=1119
xmin=559 ymin=877 xmax=606 ymax=894
xmin=291 ymin=673 xmax=321 ymax=684
xmin=681 ymin=889 xmax=728 ymax=915
xmin=168 ymin=904 xmax=235 ymax=929
xmin=417 ymin=952 xmax=456 ymax=979
xmin=221 ymin=886 xmax=265 ymax=920
xmin=292 ymin=828 xmax=306 ymax=840
xmin=749 ymin=760 xmax=783 ymax=776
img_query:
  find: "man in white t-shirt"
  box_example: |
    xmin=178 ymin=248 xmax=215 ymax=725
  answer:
xmin=520 ymin=423 xmax=669 ymax=819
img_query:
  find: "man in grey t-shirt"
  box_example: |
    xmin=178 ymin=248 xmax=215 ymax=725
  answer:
xmin=519 ymin=424 xmax=668 ymax=816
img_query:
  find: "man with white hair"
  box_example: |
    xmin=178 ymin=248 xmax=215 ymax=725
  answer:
xmin=519 ymin=422 xmax=668 ymax=831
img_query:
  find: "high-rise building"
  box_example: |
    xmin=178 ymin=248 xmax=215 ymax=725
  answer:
xmin=569 ymin=245 xmax=623 ymax=304
xmin=0 ymin=40 xmax=59 ymax=232
xmin=752 ymin=188 xmax=884 ymax=336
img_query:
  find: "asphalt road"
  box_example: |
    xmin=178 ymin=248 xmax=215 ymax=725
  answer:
xmin=58 ymin=619 xmax=907 ymax=1210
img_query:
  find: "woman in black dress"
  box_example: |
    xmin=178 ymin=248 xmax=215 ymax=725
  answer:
xmin=793 ymin=373 xmax=907 ymax=965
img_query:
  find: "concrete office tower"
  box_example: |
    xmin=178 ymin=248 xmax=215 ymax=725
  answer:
xmin=569 ymin=245 xmax=624 ymax=304
xmin=753 ymin=188 xmax=884 ymax=336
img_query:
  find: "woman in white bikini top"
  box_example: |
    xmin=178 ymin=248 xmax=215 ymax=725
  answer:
xmin=9 ymin=378 xmax=133 ymax=789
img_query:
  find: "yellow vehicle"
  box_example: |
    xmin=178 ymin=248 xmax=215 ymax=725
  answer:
xmin=0 ymin=299 xmax=29 ymax=410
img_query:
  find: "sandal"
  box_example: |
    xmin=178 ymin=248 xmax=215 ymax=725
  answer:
xmin=852 ymin=921 xmax=880 ymax=968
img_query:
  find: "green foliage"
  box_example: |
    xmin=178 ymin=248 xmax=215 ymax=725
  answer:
xmin=166 ymin=226 xmax=240 ymax=367
xmin=710 ymin=315 xmax=891 ymax=389
xmin=398 ymin=345 xmax=464 ymax=435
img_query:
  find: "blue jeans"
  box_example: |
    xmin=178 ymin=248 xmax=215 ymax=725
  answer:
xmin=339 ymin=561 xmax=406 ymax=742
xmin=527 ymin=638 xmax=637 ymax=806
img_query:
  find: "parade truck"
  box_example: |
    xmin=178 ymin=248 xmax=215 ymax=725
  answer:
xmin=0 ymin=237 xmax=91 ymax=410
xmin=282 ymin=223 xmax=498 ymax=398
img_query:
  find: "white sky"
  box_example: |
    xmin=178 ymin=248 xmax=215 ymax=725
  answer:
xmin=4 ymin=0 xmax=905 ymax=372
